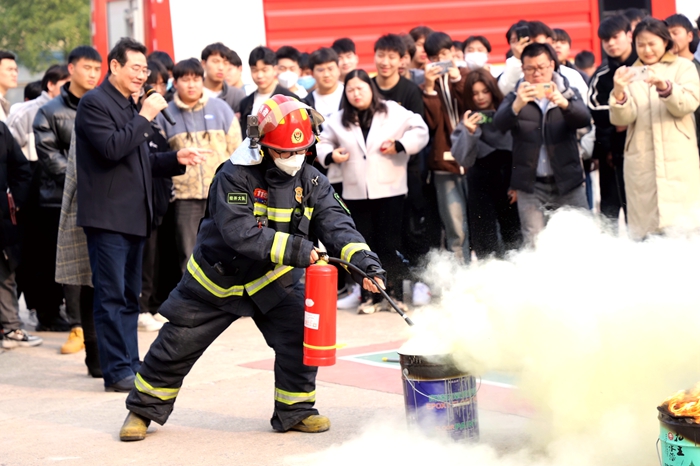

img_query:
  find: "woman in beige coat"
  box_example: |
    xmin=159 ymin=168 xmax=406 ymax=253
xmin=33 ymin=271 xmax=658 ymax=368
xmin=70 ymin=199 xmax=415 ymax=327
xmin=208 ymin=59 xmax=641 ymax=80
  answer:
xmin=609 ymin=18 xmax=700 ymax=239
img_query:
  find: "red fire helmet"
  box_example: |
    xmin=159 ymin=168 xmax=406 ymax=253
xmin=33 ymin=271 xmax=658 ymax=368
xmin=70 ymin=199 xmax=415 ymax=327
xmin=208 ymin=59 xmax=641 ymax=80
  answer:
xmin=255 ymin=95 xmax=324 ymax=152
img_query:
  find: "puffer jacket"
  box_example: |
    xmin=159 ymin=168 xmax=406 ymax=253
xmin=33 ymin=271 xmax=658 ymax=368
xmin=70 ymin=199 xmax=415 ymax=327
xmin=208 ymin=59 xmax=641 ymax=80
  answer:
xmin=156 ymin=92 xmax=241 ymax=200
xmin=609 ymin=53 xmax=700 ymax=239
xmin=32 ymin=83 xmax=79 ymax=207
xmin=494 ymin=71 xmax=591 ymax=195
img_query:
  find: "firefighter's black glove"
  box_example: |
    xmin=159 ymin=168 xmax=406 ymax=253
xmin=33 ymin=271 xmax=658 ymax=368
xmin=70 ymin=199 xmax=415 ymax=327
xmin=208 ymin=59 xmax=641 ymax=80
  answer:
xmin=288 ymin=235 xmax=315 ymax=268
xmin=350 ymin=250 xmax=387 ymax=286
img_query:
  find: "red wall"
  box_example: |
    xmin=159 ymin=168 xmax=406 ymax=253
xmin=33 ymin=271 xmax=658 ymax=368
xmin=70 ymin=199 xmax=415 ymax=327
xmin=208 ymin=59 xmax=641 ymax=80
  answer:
xmin=263 ymin=0 xmax=602 ymax=69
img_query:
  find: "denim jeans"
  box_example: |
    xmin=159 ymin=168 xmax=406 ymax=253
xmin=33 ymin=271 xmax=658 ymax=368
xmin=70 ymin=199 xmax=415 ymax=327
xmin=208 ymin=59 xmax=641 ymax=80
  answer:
xmin=84 ymin=227 xmax=145 ymax=386
xmin=434 ymin=172 xmax=470 ymax=263
xmin=517 ymin=182 xmax=588 ymax=246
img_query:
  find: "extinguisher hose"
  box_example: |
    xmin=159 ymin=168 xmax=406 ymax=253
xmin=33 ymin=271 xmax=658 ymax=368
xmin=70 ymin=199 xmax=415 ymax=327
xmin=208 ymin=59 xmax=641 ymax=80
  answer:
xmin=323 ymin=256 xmax=414 ymax=326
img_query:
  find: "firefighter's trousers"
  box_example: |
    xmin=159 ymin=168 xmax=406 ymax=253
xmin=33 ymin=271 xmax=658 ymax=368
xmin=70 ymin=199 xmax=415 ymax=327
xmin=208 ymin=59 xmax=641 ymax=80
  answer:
xmin=125 ymin=282 xmax=319 ymax=431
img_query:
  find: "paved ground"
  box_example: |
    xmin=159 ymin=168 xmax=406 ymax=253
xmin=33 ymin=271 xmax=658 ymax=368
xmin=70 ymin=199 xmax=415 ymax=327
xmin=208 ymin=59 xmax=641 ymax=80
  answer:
xmin=0 ymin=307 xmax=534 ymax=466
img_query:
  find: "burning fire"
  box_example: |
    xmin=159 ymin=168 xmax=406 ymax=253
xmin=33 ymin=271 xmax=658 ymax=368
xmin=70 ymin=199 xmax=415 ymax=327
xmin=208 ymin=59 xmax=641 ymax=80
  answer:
xmin=662 ymin=383 xmax=700 ymax=421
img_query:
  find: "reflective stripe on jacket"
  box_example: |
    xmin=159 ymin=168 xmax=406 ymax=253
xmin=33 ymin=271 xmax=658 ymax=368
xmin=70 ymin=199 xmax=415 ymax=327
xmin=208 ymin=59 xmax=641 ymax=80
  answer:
xmin=181 ymin=149 xmax=372 ymax=316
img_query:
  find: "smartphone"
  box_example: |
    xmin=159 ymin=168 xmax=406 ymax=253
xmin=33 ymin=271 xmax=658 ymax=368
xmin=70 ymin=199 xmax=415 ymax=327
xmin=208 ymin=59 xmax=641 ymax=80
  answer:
xmin=515 ymin=25 xmax=531 ymax=41
xmin=454 ymin=60 xmax=467 ymax=68
xmin=629 ymin=66 xmax=649 ymax=82
xmin=428 ymin=60 xmax=452 ymax=75
xmin=477 ymin=110 xmax=495 ymax=125
xmin=534 ymin=82 xmax=555 ymax=100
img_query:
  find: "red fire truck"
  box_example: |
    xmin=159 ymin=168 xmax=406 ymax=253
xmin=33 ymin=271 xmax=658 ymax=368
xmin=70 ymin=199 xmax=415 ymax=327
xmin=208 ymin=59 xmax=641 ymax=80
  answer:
xmin=92 ymin=0 xmax=695 ymax=81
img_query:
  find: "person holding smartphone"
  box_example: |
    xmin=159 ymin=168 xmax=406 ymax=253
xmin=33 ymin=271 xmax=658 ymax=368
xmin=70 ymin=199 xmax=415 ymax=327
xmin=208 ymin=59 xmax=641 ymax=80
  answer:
xmin=450 ymin=69 xmax=522 ymax=258
xmin=494 ymin=43 xmax=591 ymax=246
xmin=610 ymin=18 xmax=700 ymax=240
xmin=422 ymin=31 xmax=470 ymax=264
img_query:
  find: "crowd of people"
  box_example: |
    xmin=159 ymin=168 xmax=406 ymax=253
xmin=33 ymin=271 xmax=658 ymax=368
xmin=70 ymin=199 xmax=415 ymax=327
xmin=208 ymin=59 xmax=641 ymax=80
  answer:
xmin=0 ymin=10 xmax=699 ymax=393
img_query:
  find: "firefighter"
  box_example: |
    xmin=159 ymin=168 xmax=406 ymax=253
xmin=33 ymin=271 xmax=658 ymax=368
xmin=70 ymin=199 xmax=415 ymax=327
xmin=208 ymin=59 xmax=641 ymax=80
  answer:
xmin=119 ymin=95 xmax=386 ymax=441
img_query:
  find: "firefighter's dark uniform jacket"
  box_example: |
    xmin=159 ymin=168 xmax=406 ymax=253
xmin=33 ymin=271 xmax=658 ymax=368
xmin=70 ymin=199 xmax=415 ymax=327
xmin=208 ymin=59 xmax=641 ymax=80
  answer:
xmin=182 ymin=142 xmax=380 ymax=314
xmin=126 ymin=139 xmax=383 ymax=431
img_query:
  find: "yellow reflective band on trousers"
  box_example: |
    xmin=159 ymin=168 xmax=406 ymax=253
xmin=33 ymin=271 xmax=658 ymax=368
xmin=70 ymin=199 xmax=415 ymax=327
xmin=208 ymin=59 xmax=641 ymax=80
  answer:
xmin=340 ymin=243 xmax=370 ymax=264
xmin=187 ymin=256 xmax=244 ymax=298
xmin=188 ymin=256 xmax=293 ymax=298
xmin=134 ymin=373 xmax=180 ymax=401
xmin=268 ymin=207 xmax=293 ymax=223
xmin=274 ymin=387 xmax=316 ymax=405
xmin=245 ymin=265 xmax=293 ymax=295
xmin=270 ymin=231 xmax=290 ymax=264
xmin=254 ymin=202 xmax=267 ymax=217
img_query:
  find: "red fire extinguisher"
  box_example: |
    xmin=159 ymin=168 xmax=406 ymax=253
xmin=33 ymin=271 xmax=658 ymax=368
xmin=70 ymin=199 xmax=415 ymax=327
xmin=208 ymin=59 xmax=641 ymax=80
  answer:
xmin=303 ymin=260 xmax=338 ymax=366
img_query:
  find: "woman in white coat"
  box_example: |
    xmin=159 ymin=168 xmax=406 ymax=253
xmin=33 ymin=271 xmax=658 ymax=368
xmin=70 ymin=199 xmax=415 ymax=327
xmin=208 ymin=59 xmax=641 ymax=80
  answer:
xmin=317 ymin=69 xmax=429 ymax=314
xmin=610 ymin=18 xmax=700 ymax=239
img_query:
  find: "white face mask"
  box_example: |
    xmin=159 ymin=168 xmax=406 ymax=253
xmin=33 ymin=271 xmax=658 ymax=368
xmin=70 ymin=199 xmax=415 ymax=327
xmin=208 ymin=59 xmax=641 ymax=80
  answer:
xmin=278 ymin=70 xmax=299 ymax=89
xmin=274 ymin=152 xmax=306 ymax=176
xmin=464 ymin=52 xmax=489 ymax=70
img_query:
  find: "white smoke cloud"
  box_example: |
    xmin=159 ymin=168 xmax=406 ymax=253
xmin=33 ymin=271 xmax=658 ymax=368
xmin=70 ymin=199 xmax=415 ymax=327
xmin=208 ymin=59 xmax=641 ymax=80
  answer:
xmin=296 ymin=210 xmax=700 ymax=466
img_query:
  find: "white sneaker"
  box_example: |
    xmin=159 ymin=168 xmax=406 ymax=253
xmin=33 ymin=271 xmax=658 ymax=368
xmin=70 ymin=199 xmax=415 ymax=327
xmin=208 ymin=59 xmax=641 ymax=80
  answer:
xmin=152 ymin=313 xmax=169 ymax=324
xmin=357 ymin=299 xmax=378 ymax=315
xmin=2 ymin=328 xmax=43 ymax=348
xmin=138 ymin=313 xmax=163 ymax=332
xmin=337 ymin=284 xmax=362 ymax=310
xmin=412 ymin=282 xmax=431 ymax=306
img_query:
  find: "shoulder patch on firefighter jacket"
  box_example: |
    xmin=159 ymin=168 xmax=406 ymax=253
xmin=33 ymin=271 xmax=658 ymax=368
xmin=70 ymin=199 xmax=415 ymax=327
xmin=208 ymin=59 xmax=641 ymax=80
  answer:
xmin=334 ymin=193 xmax=351 ymax=215
xmin=227 ymin=193 xmax=248 ymax=204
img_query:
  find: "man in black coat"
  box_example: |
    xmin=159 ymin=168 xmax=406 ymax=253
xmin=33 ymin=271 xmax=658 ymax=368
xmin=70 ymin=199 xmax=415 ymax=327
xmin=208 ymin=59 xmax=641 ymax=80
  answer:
xmin=75 ymin=38 xmax=207 ymax=391
xmin=0 ymin=121 xmax=41 ymax=348
xmin=494 ymin=43 xmax=591 ymax=246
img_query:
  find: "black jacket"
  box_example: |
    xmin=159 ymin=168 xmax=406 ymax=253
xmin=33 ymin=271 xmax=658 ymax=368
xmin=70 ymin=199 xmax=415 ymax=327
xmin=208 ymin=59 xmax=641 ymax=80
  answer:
xmin=33 ymin=82 xmax=79 ymax=208
xmin=0 ymin=122 xmax=32 ymax=269
xmin=494 ymin=73 xmax=591 ymax=195
xmin=587 ymin=50 xmax=638 ymax=164
xmin=237 ymin=85 xmax=299 ymax=124
xmin=183 ymin=145 xmax=382 ymax=316
xmin=75 ymin=78 xmax=185 ymax=237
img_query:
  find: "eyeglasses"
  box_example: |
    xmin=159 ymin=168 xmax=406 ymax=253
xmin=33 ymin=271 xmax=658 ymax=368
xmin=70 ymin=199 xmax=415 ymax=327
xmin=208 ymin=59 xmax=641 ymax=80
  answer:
xmin=129 ymin=66 xmax=151 ymax=77
xmin=272 ymin=148 xmax=307 ymax=159
xmin=522 ymin=64 xmax=552 ymax=75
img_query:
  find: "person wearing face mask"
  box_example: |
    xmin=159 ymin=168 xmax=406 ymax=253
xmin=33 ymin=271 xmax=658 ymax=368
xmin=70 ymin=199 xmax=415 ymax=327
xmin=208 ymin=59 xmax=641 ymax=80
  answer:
xmin=276 ymin=46 xmax=309 ymax=99
xmin=317 ymin=70 xmax=429 ymax=314
xmin=609 ymin=18 xmax=700 ymax=240
xmin=463 ymin=35 xmax=492 ymax=73
xmin=119 ymin=94 xmax=386 ymax=441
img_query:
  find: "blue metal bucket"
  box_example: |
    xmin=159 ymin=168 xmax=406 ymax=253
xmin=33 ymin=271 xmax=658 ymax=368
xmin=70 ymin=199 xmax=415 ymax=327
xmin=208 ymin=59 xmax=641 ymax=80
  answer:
xmin=658 ymin=411 xmax=700 ymax=466
xmin=399 ymin=353 xmax=479 ymax=441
